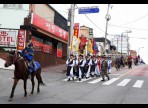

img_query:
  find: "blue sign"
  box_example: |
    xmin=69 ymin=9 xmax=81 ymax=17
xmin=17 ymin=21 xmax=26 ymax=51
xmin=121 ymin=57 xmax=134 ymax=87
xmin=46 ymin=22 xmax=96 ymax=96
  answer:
xmin=78 ymin=7 xmax=99 ymax=14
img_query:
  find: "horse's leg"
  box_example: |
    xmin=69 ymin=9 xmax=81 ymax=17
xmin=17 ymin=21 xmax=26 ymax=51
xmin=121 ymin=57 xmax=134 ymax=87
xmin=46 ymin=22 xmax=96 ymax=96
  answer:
xmin=30 ymin=75 xmax=35 ymax=95
xmin=9 ymin=79 xmax=19 ymax=101
xmin=23 ymin=79 xmax=27 ymax=97
xmin=36 ymin=69 xmax=41 ymax=93
xmin=36 ymin=75 xmax=40 ymax=93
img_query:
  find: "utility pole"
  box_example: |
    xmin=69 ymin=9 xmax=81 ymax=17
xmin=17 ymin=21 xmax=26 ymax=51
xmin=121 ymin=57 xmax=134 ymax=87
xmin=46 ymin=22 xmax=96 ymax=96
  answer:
xmin=67 ymin=4 xmax=75 ymax=60
xmin=117 ymin=37 xmax=118 ymax=54
xmin=121 ymin=34 xmax=123 ymax=56
xmin=127 ymin=33 xmax=129 ymax=56
xmin=104 ymin=4 xmax=111 ymax=55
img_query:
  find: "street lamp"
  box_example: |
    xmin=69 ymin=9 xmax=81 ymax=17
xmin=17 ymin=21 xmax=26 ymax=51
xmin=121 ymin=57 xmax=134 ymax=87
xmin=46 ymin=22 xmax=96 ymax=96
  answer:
xmin=138 ymin=47 xmax=144 ymax=56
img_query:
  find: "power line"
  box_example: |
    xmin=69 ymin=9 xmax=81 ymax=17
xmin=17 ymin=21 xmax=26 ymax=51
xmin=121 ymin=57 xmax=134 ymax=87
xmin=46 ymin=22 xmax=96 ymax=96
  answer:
xmin=109 ymin=34 xmax=148 ymax=39
xmin=120 ymin=13 xmax=148 ymax=26
xmin=109 ymin=24 xmax=148 ymax=31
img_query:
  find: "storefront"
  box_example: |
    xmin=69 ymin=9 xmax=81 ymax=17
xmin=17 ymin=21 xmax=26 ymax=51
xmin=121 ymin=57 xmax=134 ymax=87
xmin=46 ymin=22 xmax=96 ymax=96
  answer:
xmin=29 ymin=12 xmax=68 ymax=67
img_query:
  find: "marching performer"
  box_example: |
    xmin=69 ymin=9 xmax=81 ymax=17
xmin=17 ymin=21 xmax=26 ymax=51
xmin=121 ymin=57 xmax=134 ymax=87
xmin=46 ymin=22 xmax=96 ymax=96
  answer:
xmin=66 ymin=54 xmax=75 ymax=81
xmin=85 ymin=54 xmax=92 ymax=79
xmin=76 ymin=54 xmax=85 ymax=81
xmin=91 ymin=55 xmax=97 ymax=77
xmin=107 ymin=56 xmax=112 ymax=74
xmin=95 ymin=55 xmax=102 ymax=77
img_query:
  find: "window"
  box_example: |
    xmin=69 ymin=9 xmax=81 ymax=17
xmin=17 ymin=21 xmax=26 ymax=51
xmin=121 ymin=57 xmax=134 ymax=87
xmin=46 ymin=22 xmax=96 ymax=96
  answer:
xmin=4 ymin=4 xmax=23 ymax=9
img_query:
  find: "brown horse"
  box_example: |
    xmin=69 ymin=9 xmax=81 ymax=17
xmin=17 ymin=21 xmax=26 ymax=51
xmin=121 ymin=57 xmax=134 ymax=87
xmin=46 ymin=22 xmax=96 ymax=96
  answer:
xmin=4 ymin=50 xmax=45 ymax=101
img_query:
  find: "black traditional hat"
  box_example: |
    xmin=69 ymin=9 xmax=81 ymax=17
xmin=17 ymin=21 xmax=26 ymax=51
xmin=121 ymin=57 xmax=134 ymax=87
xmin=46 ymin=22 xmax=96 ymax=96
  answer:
xmin=102 ymin=55 xmax=107 ymax=58
xmin=70 ymin=54 xmax=74 ymax=56
xmin=79 ymin=54 xmax=83 ymax=57
xmin=87 ymin=53 xmax=91 ymax=56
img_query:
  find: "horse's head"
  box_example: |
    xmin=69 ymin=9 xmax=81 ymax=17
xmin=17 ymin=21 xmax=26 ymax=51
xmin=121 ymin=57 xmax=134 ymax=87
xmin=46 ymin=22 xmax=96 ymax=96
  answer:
xmin=4 ymin=50 xmax=18 ymax=67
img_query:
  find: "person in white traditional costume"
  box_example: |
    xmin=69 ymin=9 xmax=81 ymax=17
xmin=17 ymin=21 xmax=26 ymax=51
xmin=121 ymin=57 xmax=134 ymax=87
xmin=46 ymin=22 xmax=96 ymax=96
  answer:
xmin=91 ymin=55 xmax=97 ymax=77
xmin=84 ymin=54 xmax=92 ymax=79
xmin=76 ymin=54 xmax=85 ymax=81
xmin=95 ymin=55 xmax=102 ymax=77
xmin=107 ymin=56 xmax=112 ymax=74
xmin=66 ymin=54 xmax=75 ymax=81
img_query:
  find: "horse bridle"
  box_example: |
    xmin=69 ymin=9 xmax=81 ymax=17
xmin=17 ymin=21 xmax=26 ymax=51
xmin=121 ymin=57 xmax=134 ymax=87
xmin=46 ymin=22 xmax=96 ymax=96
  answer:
xmin=6 ymin=51 xmax=18 ymax=65
xmin=13 ymin=51 xmax=18 ymax=64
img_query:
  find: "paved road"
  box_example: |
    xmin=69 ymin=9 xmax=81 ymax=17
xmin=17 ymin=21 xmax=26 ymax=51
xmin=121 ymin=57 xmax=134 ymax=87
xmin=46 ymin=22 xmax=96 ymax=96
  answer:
xmin=0 ymin=64 xmax=148 ymax=104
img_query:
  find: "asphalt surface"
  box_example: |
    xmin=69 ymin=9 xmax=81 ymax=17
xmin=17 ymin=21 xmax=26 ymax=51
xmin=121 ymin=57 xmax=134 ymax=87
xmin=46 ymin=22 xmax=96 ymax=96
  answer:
xmin=0 ymin=64 xmax=148 ymax=104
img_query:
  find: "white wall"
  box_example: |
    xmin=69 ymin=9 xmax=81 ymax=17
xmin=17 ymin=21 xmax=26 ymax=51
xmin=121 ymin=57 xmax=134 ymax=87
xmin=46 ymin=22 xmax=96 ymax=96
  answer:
xmin=0 ymin=4 xmax=29 ymax=29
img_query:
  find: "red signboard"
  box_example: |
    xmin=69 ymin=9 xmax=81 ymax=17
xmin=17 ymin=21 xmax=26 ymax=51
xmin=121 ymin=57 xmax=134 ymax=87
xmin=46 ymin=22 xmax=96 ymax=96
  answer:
xmin=32 ymin=40 xmax=52 ymax=54
xmin=31 ymin=13 xmax=68 ymax=41
xmin=57 ymin=42 xmax=62 ymax=58
xmin=17 ymin=30 xmax=26 ymax=50
xmin=57 ymin=49 xmax=62 ymax=58
xmin=73 ymin=23 xmax=79 ymax=38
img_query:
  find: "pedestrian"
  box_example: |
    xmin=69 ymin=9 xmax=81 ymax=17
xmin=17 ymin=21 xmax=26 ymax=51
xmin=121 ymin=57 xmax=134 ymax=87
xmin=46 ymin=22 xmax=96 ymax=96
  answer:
xmin=107 ymin=56 xmax=112 ymax=74
xmin=84 ymin=53 xmax=92 ymax=79
xmin=76 ymin=54 xmax=85 ymax=81
xmin=66 ymin=54 xmax=75 ymax=81
xmin=101 ymin=55 xmax=110 ymax=81
xmin=128 ymin=55 xmax=133 ymax=69
xmin=115 ymin=58 xmax=121 ymax=71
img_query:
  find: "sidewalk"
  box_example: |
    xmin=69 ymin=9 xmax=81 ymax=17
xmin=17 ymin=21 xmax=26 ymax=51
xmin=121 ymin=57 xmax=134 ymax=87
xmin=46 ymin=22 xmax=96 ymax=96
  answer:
xmin=0 ymin=58 xmax=14 ymax=70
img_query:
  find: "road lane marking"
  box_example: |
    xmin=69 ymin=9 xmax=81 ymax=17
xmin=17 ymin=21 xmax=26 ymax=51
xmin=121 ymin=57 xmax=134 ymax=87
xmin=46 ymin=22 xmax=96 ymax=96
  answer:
xmin=111 ymin=74 xmax=122 ymax=76
xmin=117 ymin=79 xmax=131 ymax=86
xmin=75 ymin=77 xmax=93 ymax=82
xmin=88 ymin=78 xmax=102 ymax=84
xmin=133 ymin=80 xmax=144 ymax=88
xmin=102 ymin=78 xmax=119 ymax=85
xmin=62 ymin=77 xmax=77 ymax=81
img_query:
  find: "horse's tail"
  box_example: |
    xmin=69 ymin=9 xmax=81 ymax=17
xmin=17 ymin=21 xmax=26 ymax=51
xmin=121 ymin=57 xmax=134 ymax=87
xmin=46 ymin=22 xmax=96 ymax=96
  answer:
xmin=39 ymin=75 xmax=46 ymax=86
xmin=38 ymin=67 xmax=46 ymax=86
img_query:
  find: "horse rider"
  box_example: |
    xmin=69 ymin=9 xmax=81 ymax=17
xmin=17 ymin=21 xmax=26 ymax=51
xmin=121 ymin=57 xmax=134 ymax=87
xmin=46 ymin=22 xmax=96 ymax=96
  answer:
xmin=18 ymin=39 xmax=35 ymax=78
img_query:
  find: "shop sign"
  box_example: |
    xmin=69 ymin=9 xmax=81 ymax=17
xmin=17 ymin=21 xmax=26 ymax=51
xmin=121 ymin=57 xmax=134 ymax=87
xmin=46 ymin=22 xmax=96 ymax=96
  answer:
xmin=32 ymin=13 xmax=68 ymax=41
xmin=0 ymin=30 xmax=17 ymax=47
xmin=17 ymin=30 xmax=26 ymax=50
xmin=73 ymin=23 xmax=79 ymax=38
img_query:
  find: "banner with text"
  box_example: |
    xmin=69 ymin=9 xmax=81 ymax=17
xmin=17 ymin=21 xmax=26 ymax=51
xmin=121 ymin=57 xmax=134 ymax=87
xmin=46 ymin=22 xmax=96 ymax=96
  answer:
xmin=17 ymin=30 xmax=26 ymax=50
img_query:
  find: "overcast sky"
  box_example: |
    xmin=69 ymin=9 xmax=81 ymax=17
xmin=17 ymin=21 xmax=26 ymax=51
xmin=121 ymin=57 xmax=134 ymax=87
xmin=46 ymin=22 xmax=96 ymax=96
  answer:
xmin=50 ymin=4 xmax=148 ymax=64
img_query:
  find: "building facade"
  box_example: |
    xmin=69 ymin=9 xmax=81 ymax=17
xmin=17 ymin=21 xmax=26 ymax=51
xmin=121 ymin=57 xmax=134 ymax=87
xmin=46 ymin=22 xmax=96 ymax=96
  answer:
xmin=0 ymin=4 xmax=68 ymax=67
xmin=0 ymin=4 xmax=29 ymax=50
xmin=112 ymin=34 xmax=130 ymax=55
